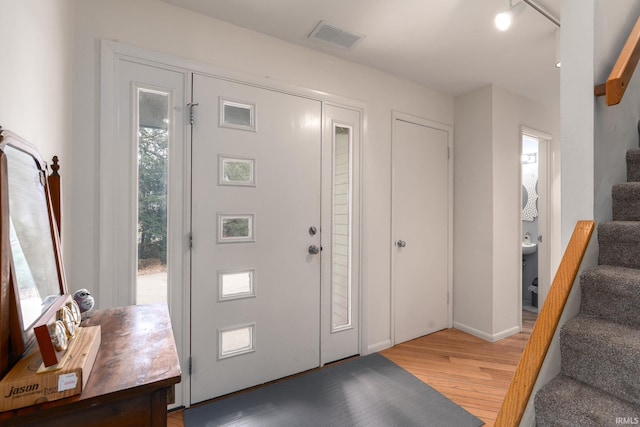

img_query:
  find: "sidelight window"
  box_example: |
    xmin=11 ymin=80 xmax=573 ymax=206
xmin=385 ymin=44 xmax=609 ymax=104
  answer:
xmin=332 ymin=125 xmax=353 ymax=331
xmin=136 ymin=88 xmax=170 ymax=305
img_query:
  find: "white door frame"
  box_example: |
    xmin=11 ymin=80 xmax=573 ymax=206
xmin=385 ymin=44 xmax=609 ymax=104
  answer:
xmin=100 ymin=42 xmax=191 ymax=407
xmin=390 ymin=111 xmax=453 ymax=345
xmin=100 ymin=40 xmax=366 ymax=408
xmin=519 ymin=126 xmax=552 ymax=326
xmin=320 ymin=102 xmax=363 ymax=365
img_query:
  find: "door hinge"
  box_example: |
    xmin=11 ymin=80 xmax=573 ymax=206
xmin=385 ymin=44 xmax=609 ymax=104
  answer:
xmin=447 ymin=146 xmax=451 ymax=159
xmin=187 ymin=103 xmax=199 ymax=125
xmin=189 ymin=356 xmax=193 ymax=376
xmin=188 ymin=232 xmax=193 ymax=249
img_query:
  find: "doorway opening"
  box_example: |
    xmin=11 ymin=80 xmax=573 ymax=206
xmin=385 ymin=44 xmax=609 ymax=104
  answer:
xmin=521 ymin=134 xmax=540 ymax=313
xmin=520 ymin=127 xmax=550 ymax=322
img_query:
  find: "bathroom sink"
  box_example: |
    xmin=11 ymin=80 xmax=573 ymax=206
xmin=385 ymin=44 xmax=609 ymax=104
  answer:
xmin=522 ymin=242 xmax=537 ymax=255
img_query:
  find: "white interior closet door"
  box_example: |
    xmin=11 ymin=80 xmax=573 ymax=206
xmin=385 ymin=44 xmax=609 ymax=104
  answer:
xmin=392 ymin=115 xmax=450 ymax=344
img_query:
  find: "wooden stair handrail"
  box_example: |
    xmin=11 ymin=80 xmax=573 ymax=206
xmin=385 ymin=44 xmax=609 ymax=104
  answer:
xmin=495 ymin=220 xmax=595 ymax=427
xmin=595 ymin=16 xmax=640 ymax=106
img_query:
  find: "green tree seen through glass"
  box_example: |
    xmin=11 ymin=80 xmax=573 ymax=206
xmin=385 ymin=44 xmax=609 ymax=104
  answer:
xmin=223 ymin=218 xmax=250 ymax=238
xmin=138 ymin=126 xmax=167 ymax=265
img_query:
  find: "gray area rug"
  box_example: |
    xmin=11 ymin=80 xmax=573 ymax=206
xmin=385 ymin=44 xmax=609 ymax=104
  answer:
xmin=184 ymin=353 xmax=484 ymax=427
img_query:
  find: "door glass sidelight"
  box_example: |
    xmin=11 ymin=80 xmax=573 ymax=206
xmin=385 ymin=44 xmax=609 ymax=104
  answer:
xmin=332 ymin=125 xmax=353 ymax=331
xmin=110 ymin=58 xmax=187 ymax=408
xmin=136 ymin=88 xmax=170 ymax=305
xmin=321 ymin=105 xmax=361 ymax=365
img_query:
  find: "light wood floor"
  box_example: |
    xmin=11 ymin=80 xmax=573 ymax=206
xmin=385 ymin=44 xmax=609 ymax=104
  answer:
xmin=168 ymin=310 xmax=536 ymax=427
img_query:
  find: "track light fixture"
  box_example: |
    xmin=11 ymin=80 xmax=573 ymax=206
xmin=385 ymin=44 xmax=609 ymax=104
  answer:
xmin=494 ymin=0 xmax=561 ymax=31
xmin=495 ymin=1 xmax=527 ymax=32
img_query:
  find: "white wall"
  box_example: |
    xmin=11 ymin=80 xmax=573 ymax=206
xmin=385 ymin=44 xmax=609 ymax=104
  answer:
xmin=594 ymin=0 xmax=640 ymax=224
xmin=453 ymin=86 xmax=495 ymax=336
xmin=453 ymin=84 xmax=560 ymax=342
xmin=71 ymin=0 xmax=454 ymax=353
xmin=561 ymin=1 xmax=596 ymax=246
xmin=0 ymin=0 xmax=74 ymax=240
xmin=492 ymin=85 xmax=560 ymax=335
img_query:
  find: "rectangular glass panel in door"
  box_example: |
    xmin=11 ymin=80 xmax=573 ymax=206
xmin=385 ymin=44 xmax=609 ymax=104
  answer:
xmin=136 ymin=88 xmax=169 ymax=304
xmin=332 ymin=126 xmax=352 ymax=331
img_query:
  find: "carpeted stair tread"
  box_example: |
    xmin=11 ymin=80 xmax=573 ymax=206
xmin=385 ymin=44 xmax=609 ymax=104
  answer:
xmin=535 ymin=375 xmax=640 ymax=426
xmin=560 ymin=315 xmax=640 ymax=406
xmin=581 ymin=265 xmax=640 ymax=328
xmin=598 ymin=221 xmax=640 ymax=269
xmin=535 ymin=146 xmax=640 ymax=423
xmin=628 ymin=148 xmax=640 ymax=182
xmin=613 ymin=182 xmax=640 ymax=220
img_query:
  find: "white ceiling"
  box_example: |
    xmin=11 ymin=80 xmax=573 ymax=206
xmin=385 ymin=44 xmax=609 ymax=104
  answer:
xmin=161 ymin=0 xmax=561 ymax=107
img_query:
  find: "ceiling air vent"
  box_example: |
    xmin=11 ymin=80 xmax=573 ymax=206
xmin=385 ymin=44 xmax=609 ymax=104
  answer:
xmin=308 ymin=21 xmax=365 ymax=49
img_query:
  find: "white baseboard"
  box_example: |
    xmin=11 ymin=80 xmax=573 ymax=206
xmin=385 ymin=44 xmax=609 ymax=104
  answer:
xmin=367 ymin=339 xmax=392 ymax=354
xmin=453 ymin=322 xmax=520 ymax=343
xmin=493 ymin=325 xmax=521 ymax=342
xmin=453 ymin=322 xmax=493 ymax=341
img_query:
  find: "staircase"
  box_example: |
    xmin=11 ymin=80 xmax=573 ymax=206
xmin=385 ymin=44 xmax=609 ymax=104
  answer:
xmin=534 ymin=148 xmax=640 ymax=426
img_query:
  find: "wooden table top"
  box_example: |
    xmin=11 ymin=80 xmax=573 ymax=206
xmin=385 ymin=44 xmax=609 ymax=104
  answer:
xmin=81 ymin=304 xmax=182 ymax=399
xmin=0 ymin=304 xmax=181 ymax=419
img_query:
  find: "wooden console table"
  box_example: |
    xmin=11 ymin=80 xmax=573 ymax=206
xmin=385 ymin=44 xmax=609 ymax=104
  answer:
xmin=0 ymin=304 xmax=181 ymax=427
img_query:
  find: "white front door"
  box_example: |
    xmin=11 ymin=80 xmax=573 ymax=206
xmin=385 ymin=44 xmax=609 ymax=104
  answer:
xmin=392 ymin=115 xmax=450 ymax=344
xmin=190 ymin=74 xmax=322 ymax=402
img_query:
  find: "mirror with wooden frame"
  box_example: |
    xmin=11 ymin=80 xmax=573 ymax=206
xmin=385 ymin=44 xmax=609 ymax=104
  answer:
xmin=0 ymin=129 xmax=68 ymax=375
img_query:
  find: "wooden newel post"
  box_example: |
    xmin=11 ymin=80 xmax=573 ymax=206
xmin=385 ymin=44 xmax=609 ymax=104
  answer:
xmin=49 ymin=155 xmax=61 ymax=236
